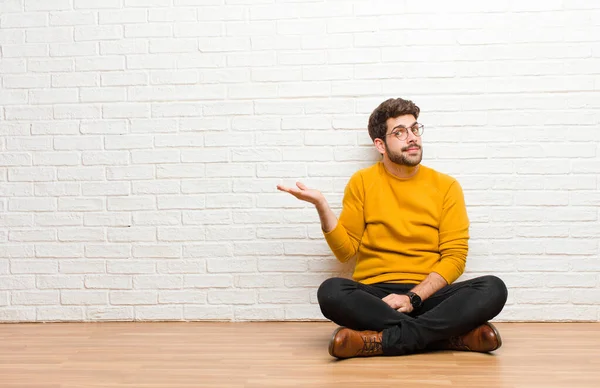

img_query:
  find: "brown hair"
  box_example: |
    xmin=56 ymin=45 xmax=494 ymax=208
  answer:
xmin=367 ymin=98 xmax=420 ymax=141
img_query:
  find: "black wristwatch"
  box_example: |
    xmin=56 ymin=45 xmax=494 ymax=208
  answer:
xmin=406 ymin=291 xmax=422 ymax=309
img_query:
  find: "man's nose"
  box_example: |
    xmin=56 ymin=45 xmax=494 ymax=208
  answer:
xmin=406 ymin=130 xmax=418 ymax=142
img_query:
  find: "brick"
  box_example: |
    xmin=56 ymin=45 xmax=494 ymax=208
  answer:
xmin=57 ymin=167 xmax=106 ymax=181
xmin=99 ymin=10 xmax=147 ymax=24
xmin=135 ymin=306 xmax=183 ymax=320
xmin=36 ymin=244 xmax=83 ymax=258
xmin=37 ymin=307 xmax=84 ymax=321
xmin=33 ymin=152 xmax=79 ymax=166
xmin=80 ymin=87 xmax=127 ymax=103
xmin=132 ymin=181 xmax=180 ymax=195
xmin=59 ymin=260 xmax=106 ymax=274
xmin=26 ymin=27 xmax=72 ymax=43
xmin=105 ymin=135 xmax=153 ymax=149
xmin=58 ymin=228 xmax=105 ymax=242
xmin=132 ymin=150 xmax=179 ymax=164
xmin=127 ymin=54 xmax=177 ymax=69
xmin=150 ymin=70 xmax=200 ymax=85
xmin=125 ymin=0 xmax=170 ymax=6
xmin=0 ymin=59 xmax=27 ymax=74
xmin=184 ymin=306 xmax=232 ymax=320
xmin=158 ymin=227 xmax=205 ymax=242
xmin=107 ymin=260 xmax=156 ymax=274
xmin=0 ymin=276 xmax=35 ymax=290
xmin=235 ymin=307 xmax=284 ymax=321
xmin=110 ymin=291 xmax=157 ymax=305
xmin=6 ymin=106 xmax=53 ymax=121
xmin=82 ymin=151 xmax=129 ymax=166
xmin=31 ymin=122 xmax=79 ymax=135
xmin=207 ymin=258 xmax=256 ymax=273
xmin=54 ymin=105 xmax=102 ymax=120
xmin=74 ymin=26 xmax=123 ymax=41
xmin=61 ymin=290 xmax=108 ymax=305
xmin=50 ymin=42 xmax=97 ymax=57
xmin=133 ymin=275 xmax=183 ymax=289
xmin=58 ymin=198 xmax=103 ymax=211
xmin=2 ymin=12 xmax=47 ymax=28
xmin=76 ymin=57 xmax=125 ymax=71
xmin=156 ymin=165 xmax=204 ymax=179
xmin=184 ymin=275 xmax=232 ymax=288
xmin=86 ymin=307 xmax=133 ymax=321
xmin=157 ymin=195 xmax=205 ymax=210
xmin=84 ymin=213 xmax=131 ymax=227
xmin=126 ymin=24 xmax=173 ymax=38
xmin=157 ymin=260 xmax=205 ymax=274
xmin=85 ymin=275 xmax=132 ymax=289
xmin=1 ymin=214 xmax=34 ymax=227
xmin=35 ymin=213 xmax=82 ymax=226
xmin=29 ymin=88 xmax=78 ymax=104
xmin=12 ymin=291 xmax=58 ymax=305
xmin=159 ymin=290 xmax=206 ymax=304
xmin=132 ymin=244 xmax=180 ymax=258
xmin=133 ymin=211 xmax=180 ymax=226
xmin=103 ymin=103 xmax=150 ymax=119
xmin=9 ymin=230 xmax=56 ymax=242
xmin=208 ymin=290 xmax=255 ymax=305
xmin=50 ymin=11 xmax=96 ymax=26
xmin=100 ymin=41 xmax=148 ymax=55
xmin=26 ymin=0 xmax=70 ymax=11
xmin=107 ymin=227 xmax=155 ymax=242
xmin=148 ymin=8 xmax=197 ymax=22
xmin=9 ymin=197 xmax=56 ymax=211
xmin=0 ymin=43 xmax=51 ymax=58
xmin=37 ymin=275 xmax=84 ymax=289
xmin=52 ymin=73 xmax=98 ymax=87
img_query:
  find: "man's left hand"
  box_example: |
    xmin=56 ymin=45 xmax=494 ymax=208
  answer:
xmin=382 ymin=293 xmax=414 ymax=314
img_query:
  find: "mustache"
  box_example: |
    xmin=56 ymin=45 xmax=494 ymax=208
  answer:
xmin=401 ymin=144 xmax=421 ymax=152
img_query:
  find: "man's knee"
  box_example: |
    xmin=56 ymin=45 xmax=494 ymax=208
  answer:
xmin=317 ymin=277 xmax=347 ymax=307
xmin=480 ymin=275 xmax=508 ymax=309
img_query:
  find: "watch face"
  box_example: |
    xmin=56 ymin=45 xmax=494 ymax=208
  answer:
xmin=410 ymin=293 xmax=421 ymax=307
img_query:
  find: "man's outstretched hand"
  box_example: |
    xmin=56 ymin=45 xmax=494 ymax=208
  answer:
xmin=277 ymin=182 xmax=325 ymax=206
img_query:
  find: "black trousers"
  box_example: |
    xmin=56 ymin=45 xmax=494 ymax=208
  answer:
xmin=317 ymin=275 xmax=508 ymax=356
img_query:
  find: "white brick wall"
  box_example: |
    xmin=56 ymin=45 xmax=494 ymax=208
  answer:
xmin=1 ymin=0 xmax=599 ymax=323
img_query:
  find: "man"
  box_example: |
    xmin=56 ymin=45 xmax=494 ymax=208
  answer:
xmin=277 ymin=97 xmax=508 ymax=359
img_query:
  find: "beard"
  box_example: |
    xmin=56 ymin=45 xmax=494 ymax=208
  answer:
xmin=385 ymin=142 xmax=423 ymax=167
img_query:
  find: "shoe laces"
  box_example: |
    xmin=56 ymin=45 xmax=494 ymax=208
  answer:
xmin=448 ymin=335 xmax=470 ymax=351
xmin=361 ymin=335 xmax=382 ymax=354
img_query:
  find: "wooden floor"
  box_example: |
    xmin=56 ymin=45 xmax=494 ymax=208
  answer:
xmin=0 ymin=322 xmax=598 ymax=388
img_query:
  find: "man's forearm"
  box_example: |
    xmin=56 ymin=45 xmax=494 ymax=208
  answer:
xmin=410 ymin=272 xmax=448 ymax=301
xmin=316 ymin=200 xmax=338 ymax=233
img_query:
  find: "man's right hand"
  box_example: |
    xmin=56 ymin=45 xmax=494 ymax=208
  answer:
xmin=277 ymin=182 xmax=326 ymax=206
xmin=277 ymin=182 xmax=338 ymax=233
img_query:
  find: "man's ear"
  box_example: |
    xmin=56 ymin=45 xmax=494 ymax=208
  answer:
xmin=373 ymin=138 xmax=386 ymax=155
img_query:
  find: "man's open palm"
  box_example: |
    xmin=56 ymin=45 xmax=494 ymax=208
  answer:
xmin=277 ymin=182 xmax=324 ymax=206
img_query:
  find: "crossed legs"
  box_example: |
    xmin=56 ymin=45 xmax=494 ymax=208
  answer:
xmin=317 ymin=275 xmax=508 ymax=356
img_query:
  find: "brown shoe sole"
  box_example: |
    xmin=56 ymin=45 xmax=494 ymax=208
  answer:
xmin=328 ymin=327 xmax=345 ymax=358
xmin=485 ymin=322 xmax=502 ymax=351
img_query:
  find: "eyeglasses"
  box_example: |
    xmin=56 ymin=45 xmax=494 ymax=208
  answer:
xmin=385 ymin=124 xmax=424 ymax=141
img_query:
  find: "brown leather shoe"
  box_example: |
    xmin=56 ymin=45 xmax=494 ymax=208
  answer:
xmin=441 ymin=322 xmax=502 ymax=353
xmin=328 ymin=327 xmax=384 ymax=359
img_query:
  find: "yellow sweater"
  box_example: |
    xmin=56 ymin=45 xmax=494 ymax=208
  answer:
xmin=323 ymin=162 xmax=469 ymax=285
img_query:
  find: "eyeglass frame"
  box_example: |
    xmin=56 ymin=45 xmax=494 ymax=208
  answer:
xmin=384 ymin=123 xmax=425 ymax=141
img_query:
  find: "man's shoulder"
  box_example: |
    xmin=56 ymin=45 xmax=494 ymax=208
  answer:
xmin=348 ymin=163 xmax=379 ymax=182
xmin=420 ymin=165 xmax=461 ymax=190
